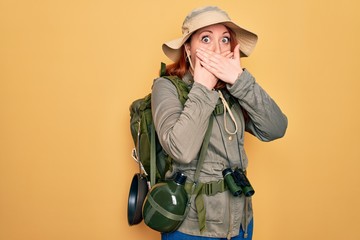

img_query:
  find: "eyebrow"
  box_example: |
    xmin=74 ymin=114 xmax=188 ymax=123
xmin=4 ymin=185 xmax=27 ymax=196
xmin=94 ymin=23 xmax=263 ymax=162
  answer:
xmin=199 ymin=30 xmax=230 ymax=35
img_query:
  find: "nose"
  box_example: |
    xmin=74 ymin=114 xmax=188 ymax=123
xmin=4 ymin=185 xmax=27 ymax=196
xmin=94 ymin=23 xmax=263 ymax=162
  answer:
xmin=213 ymin=42 xmax=221 ymax=54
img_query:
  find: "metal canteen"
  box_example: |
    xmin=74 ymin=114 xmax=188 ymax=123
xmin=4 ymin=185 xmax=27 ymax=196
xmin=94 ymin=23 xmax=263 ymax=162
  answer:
xmin=127 ymin=173 xmax=149 ymax=225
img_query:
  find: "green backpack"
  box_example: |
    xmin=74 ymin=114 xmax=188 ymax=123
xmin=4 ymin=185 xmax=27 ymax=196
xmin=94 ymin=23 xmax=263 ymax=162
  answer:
xmin=129 ymin=63 xmax=189 ymax=187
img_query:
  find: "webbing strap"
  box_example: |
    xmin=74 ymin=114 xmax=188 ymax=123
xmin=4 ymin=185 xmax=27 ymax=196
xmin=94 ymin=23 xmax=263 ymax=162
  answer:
xmin=150 ymin=122 xmax=156 ymax=187
xmin=145 ymin=194 xmax=185 ymax=222
xmin=160 ymin=62 xmax=167 ymax=77
xmin=185 ymin=179 xmax=226 ymax=196
xmin=189 ymin=115 xmax=214 ymax=233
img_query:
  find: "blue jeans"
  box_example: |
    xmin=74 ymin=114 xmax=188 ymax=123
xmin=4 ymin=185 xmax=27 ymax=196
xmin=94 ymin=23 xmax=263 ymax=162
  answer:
xmin=161 ymin=220 xmax=254 ymax=240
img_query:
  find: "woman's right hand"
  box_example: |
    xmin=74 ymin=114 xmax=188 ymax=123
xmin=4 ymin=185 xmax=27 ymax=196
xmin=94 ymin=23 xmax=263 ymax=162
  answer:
xmin=193 ymin=55 xmax=218 ymax=90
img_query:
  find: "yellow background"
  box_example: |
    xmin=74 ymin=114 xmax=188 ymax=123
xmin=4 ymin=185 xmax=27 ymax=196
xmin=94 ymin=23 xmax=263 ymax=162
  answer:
xmin=1 ymin=0 xmax=359 ymax=239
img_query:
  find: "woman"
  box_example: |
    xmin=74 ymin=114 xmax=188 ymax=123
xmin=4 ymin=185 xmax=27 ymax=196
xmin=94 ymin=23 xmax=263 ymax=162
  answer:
xmin=151 ymin=6 xmax=288 ymax=240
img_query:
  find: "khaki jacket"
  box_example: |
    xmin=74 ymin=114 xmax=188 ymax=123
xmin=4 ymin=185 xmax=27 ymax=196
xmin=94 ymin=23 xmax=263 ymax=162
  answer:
xmin=151 ymin=69 xmax=287 ymax=238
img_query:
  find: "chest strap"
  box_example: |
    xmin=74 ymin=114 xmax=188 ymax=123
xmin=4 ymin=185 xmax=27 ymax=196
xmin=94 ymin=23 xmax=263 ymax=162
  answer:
xmin=184 ymin=179 xmax=227 ymax=196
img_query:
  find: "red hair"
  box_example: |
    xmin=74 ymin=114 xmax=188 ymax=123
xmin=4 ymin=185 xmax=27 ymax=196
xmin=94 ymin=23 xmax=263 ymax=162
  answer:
xmin=164 ymin=46 xmax=188 ymax=78
xmin=164 ymin=26 xmax=238 ymax=89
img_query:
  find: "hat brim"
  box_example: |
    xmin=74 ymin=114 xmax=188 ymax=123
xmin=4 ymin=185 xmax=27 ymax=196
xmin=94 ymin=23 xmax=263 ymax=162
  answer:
xmin=162 ymin=21 xmax=258 ymax=62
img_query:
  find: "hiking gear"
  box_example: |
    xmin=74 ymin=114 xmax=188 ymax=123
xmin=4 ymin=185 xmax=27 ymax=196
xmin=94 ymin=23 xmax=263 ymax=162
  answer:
xmin=128 ymin=63 xmax=189 ymax=226
xmin=222 ymin=168 xmax=255 ymax=197
xmin=162 ymin=6 xmax=258 ymax=62
xmin=232 ymin=168 xmax=255 ymax=197
xmin=127 ymin=173 xmax=149 ymax=225
xmin=142 ymin=115 xmax=214 ymax=233
xmin=129 ymin=65 xmax=189 ymax=187
xmin=142 ymin=172 xmax=188 ymax=232
xmin=222 ymin=168 xmax=243 ymax=197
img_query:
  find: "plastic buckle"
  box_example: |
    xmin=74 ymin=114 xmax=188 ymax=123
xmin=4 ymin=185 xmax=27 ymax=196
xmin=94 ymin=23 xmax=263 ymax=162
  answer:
xmin=213 ymin=103 xmax=224 ymax=115
xmin=204 ymin=180 xmax=224 ymax=196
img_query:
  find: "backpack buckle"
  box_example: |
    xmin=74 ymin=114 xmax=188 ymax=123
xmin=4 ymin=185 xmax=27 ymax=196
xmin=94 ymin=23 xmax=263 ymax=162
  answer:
xmin=204 ymin=179 xmax=226 ymax=196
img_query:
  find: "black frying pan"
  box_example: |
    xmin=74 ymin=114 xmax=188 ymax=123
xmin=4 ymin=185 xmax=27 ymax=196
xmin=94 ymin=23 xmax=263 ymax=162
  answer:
xmin=127 ymin=173 xmax=149 ymax=225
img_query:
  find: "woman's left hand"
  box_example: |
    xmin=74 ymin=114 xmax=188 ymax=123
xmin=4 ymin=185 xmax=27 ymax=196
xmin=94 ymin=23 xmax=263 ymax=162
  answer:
xmin=195 ymin=44 xmax=243 ymax=85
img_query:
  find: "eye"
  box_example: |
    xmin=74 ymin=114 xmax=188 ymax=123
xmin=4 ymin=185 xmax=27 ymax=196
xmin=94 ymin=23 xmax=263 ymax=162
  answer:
xmin=201 ymin=36 xmax=211 ymax=43
xmin=222 ymin=37 xmax=230 ymax=44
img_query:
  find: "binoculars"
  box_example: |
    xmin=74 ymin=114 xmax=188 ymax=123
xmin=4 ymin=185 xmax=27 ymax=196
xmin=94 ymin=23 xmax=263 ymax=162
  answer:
xmin=222 ymin=168 xmax=255 ymax=197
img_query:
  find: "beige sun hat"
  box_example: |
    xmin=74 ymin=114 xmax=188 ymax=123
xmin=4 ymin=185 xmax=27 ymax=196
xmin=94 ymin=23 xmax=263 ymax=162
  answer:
xmin=162 ymin=6 xmax=258 ymax=62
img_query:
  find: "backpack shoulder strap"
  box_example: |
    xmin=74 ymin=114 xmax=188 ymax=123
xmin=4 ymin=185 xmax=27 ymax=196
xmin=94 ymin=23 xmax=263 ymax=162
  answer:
xmin=162 ymin=76 xmax=189 ymax=105
xmin=159 ymin=63 xmax=189 ymax=105
xmin=159 ymin=62 xmax=167 ymax=77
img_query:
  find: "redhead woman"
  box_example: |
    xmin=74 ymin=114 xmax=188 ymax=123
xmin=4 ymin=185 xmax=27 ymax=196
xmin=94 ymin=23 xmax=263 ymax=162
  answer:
xmin=151 ymin=6 xmax=288 ymax=240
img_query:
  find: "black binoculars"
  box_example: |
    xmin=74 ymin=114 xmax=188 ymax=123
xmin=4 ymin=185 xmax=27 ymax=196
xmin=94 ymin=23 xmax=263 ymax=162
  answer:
xmin=222 ymin=168 xmax=255 ymax=197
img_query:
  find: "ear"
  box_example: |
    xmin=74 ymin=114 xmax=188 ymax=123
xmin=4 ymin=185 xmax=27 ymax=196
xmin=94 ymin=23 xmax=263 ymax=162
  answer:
xmin=184 ymin=43 xmax=191 ymax=55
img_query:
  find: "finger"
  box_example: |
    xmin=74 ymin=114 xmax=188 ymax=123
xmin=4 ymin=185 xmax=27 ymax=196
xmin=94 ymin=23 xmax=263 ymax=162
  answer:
xmin=197 ymin=48 xmax=221 ymax=60
xmin=195 ymin=56 xmax=202 ymax=69
xmin=195 ymin=49 xmax=206 ymax=63
xmin=196 ymin=49 xmax=215 ymax=66
xmin=198 ymin=58 xmax=211 ymax=71
xmin=224 ymin=52 xmax=234 ymax=59
xmin=233 ymin=44 xmax=241 ymax=60
xmin=221 ymin=50 xmax=231 ymax=57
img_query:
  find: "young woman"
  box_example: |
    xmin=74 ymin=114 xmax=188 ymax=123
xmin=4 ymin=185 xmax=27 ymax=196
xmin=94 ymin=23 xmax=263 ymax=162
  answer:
xmin=151 ymin=6 xmax=288 ymax=240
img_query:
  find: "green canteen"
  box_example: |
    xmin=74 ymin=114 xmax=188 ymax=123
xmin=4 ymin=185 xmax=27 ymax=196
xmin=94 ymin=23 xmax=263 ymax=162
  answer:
xmin=142 ymin=172 xmax=188 ymax=233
